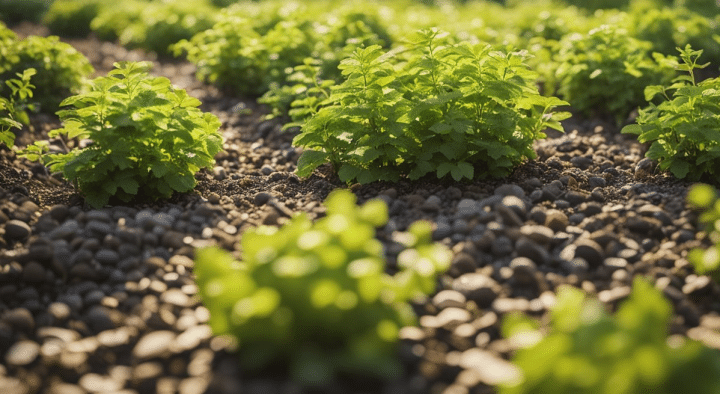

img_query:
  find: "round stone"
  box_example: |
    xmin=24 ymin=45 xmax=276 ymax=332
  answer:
xmin=4 ymin=220 xmax=31 ymax=241
xmin=5 ymin=340 xmax=40 ymax=366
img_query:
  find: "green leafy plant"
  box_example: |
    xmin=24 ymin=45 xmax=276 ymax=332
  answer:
xmin=0 ymin=68 xmax=35 ymax=147
xmin=21 ymin=61 xmax=222 ymax=208
xmin=193 ymin=189 xmax=451 ymax=386
xmin=621 ymin=45 xmax=720 ymax=181
xmin=88 ymin=0 xmax=218 ymax=56
xmin=294 ymin=29 xmax=570 ymax=184
xmin=625 ymin=6 xmax=720 ymax=66
xmin=686 ymin=183 xmax=720 ymax=282
xmin=550 ymin=24 xmax=675 ymax=121
xmin=258 ymin=58 xmax=336 ymax=128
xmin=0 ymin=0 xmax=50 ymax=26
xmin=0 ymin=33 xmax=93 ymax=113
xmin=43 ymin=0 xmax=104 ymax=38
xmin=500 ymin=277 xmax=720 ymax=394
xmin=174 ymin=2 xmax=392 ymax=97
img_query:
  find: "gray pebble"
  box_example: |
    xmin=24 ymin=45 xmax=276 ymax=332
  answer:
xmin=588 ymin=176 xmax=606 ymax=189
xmin=95 ymin=249 xmax=120 ymax=265
xmin=433 ymin=220 xmax=453 ymax=240
xmin=260 ymin=165 xmax=275 ymax=175
xmin=253 ymin=192 xmax=272 ymax=207
xmin=450 ymin=253 xmax=477 ymax=276
xmin=49 ymin=205 xmax=69 ymax=222
xmin=85 ymin=220 xmax=113 ymax=238
xmin=456 ymin=199 xmax=479 ymax=218
xmin=515 ymin=238 xmax=550 ymax=266
xmin=491 ymin=236 xmax=513 ymax=256
xmin=85 ymin=306 xmax=116 ymax=333
xmin=494 ymin=184 xmax=525 ymax=198
xmin=57 ymin=294 xmax=83 ymax=312
xmin=22 ymin=261 xmax=46 ymax=283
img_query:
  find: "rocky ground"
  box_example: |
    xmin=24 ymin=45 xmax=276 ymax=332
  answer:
xmin=1 ymin=25 xmax=720 ymax=394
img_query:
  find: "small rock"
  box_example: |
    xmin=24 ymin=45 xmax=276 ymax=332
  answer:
xmin=3 ymin=308 xmax=35 ymax=332
xmin=260 ymin=165 xmax=275 ymax=175
xmin=49 ymin=205 xmax=70 ymax=222
xmin=132 ymin=331 xmax=176 ymax=360
xmin=515 ymin=238 xmax=550 ymax=266
xmin=544 ymin=210 xmax=568 ymax=232
xmin=22 ymin=261 xmax=46 ymax=283
xmin=510 ymin=257 xmax=537 ymax=286
xmin=95 ymin=249 xmax=120 ymax=265
xmin=494 ymin=184 xmax=525 ymax=198
xmin=452 ymin=273 xmax=500 ymax=308
xmin=456 ymin=199 xmax=479 ymax=218
xmin=4 ymin=220 xmax=31 ymax=241
xmin=436 ymin=307 xmax=472 ymax=330
xmin=459 ymin=348 xmax=521 ymax=386
xmin=85 ymin=306 xmax=116 ymax=333
xmin=5 ymin=340 xmax=40 ymax=366
xmin=161 ymin=288 xmax=191 ymax=308
xmin=253 ymin=192 xmax=272 ymax=207
xmin=432 ymin=290 xmax=467 ymax=310
xmin=78 ymin=373 xmax=123 ymax=392
xmin=587 ymin=176 xmax=606 ymax=189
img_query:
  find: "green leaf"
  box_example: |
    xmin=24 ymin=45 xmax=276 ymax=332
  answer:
xmin=166 ymin=173 xmax=195 ymax=192
xmin=669 ymin=160 xmax=690 ymax=179
xmin=338 ymin=164 xmax=363 ymax=183
xmin=296 ymin=150 xmax=329 ymax=178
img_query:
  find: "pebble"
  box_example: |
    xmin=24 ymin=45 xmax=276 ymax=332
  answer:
xmin=22 ymin=261 xmax=46 ymax=283
xmin=544 ymin=210 xmax=569 ymax=232
xmin=4 ymin=219 xmax=31 ymax=241
xmin=509 ymin=257 xmax=537 ymax=285
xmin=433 ymin=290 xmax=467 ymax=310
xmin=5 ymin=340 xmax=40 ymax=366
xmin=132 ymin=331 xmax=176 ymax=360
xmin=452 ymin=273 xmax=500 ymax=308
xmin=3 ymin=308 xmax=35 ymax=332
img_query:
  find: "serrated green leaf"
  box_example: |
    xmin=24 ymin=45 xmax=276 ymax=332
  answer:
xmin=166 ymin=173 xmax=195 ymax=192
xmin=669 ymin=160 xmax=690 ymax=179
xmin=338 ymin=164 xmax=363 ymax=183
xmin=296 ymin=150 xmax=329 ymax=178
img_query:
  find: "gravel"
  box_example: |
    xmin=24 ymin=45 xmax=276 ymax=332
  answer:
xmin=1 ymin=23 xmax=719 ymax=394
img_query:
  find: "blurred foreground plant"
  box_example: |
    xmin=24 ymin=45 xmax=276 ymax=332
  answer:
xmin=687 ymin=183 xmax=720 ymax=281
xmin=500 ymin=277 xmax=720 ymax=394
xmin=193 ymin=189 xmax=451 ymax=386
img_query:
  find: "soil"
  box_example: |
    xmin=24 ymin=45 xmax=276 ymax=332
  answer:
xmin=1 ymin=23 xmax=720 ymax=394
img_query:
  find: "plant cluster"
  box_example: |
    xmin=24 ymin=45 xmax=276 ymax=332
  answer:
xmin=0 ymin=68 xmax=35 ymax=148
xmin=0 ymin=0 xmax=50 ymax=26
xmin=173 ymin=2 xmax=392 ymax=96
xmin=625 ymin=5 xmax=720 ymax=66
xmin=193 ymin=189 xmax=451 ymax=385
xmin=621 ymin=45 xmax=720 ymax=182
xmin=686 ymin=183 xmax=720 ymax=282
xmin=294 ymin=29 xmax=569 ymax=184
xmin=21 ymin=61 xmax=223 ymax=208
xmin=42 ymin=0 xmax=103 ymax=38
xmin=0 ymin=23 xmax=93 ymax=113
xmin=548 ymin=24 xmax=675 ymax=121
xmin=89 ymin=0 xmax=219 ymax=56
xmin=501 ymin=277 xmax=720 ymax=394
